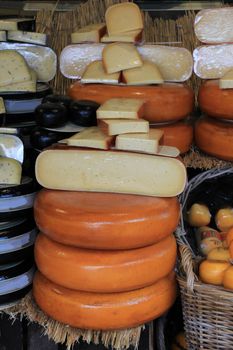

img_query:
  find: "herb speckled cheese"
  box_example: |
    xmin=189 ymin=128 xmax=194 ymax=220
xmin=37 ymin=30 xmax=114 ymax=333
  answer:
xmin=0 ymin=69 xmax=36 ymax=92
xmin=0 ymin=31 xmax=6 ymax=42
xmin=0 ymin=97 xmax=5 ymax=114
xmin=7 ymin=31 xmax=47 ymax=46
xmin=0 ymin=157 xmax=22 ymax=185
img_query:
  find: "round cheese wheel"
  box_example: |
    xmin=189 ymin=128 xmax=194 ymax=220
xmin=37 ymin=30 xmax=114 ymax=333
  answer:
xmin=35 ymin=233 xmax=177 ymax=293
xmin=195 ymin=117 xmax=233 ymax=161
xmin=33 ymin=271 xmax=177 ymax=330
xmin=34 ymin=190 xmax=180 ymax=250
xmin=151 ymin=120 xmax=193 ymax=154
xmin=68 ymin=82 xmax=194 ymax=123
xmin=199 ymin=80 xmax=233 ymax=120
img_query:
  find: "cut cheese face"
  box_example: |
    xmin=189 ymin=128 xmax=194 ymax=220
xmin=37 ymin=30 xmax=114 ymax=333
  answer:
xmin=99 ymin=119 xmax=149 ymax=136
xmin=0 ymin=157 xmax=22 ymax=185
xmin=71 ymin=23 xmax=106 ymax=43
xmin=7 ymin=31 xmax=47 ymax=46
xmin=122 ymin=61 xmax=164 ymax=85
xmin=157 ymin=145 xmax=180 ymax=158
xmin=35 ymin=149 xmax=187 ymax=197
xmin=219 ymin=70 xmax=233 ymax=89
xmin=0 ymin=97 xmax=5 ymax=114
xmin=0 ymin=50 xmax=31 ymax=87
xmin=0 ymin=18 xmax=34 ymax=31
xmin=0 ymin=69 xmax=37 ymax=92
xmin=0 ymin=31 xmax=6 ymax=42
xmin=102 ymin=43 xmax=143 ymax=74
xmin=105 ymin=3 xmax=143 ymax=35
xmin=101 ymin=29 xmax=142 ymax=43
xmin=67 ymin=127 xmax=114 ymax=150
xmin=97 ymin=98 xmax=145 ymax=120
xmin=81 ymin=60 xmax=120 ymax=84
xmin=115 ymin=129 xmax=164 ymax=154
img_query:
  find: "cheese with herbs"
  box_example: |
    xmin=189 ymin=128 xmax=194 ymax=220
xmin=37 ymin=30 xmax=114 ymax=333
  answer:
xmin=7 ymin=31 xmax=47 ymax=46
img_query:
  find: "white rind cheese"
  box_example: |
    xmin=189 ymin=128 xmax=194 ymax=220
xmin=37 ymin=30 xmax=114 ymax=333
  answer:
xmin=122 ymin=61 xmax=164 ymax=85
xmin=81 ymin=60 xmax=120 ymax=84
xmin=99 ymin=119 xmax=149 ymax=136
xmin=0 ymin=157 xmax=22 ymax=185
xmin=97 ymin=98 xmax=145 ymax=120
xmin=67 ymin=127 xmax=114 ymax=150
xmin=101 ymin=29 xmax=142 ymax=43
xmin=0 ymin=69 xmax=36 ymax=92
xmin=7 ymin=31 xmax=47 ymax=46
xmin=0 ymin=31 xmax=6 ymax=42
xmin=219 ymin=69 xmax=233 ymax=89
xmin=0 ymin=97 xmax=5 ymax=114
xmin=71 ymin=23 xmax=106 ymax=43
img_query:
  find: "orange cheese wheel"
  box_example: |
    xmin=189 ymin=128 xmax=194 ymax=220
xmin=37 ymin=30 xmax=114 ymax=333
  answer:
xmin=223 ymin=266 xmax=233 ymax=290
xmin=34 ymin=189 xmax=180 ymax=250
xmin=35 ymin=233 xmax=177 ymax=293
xmin=199 ymin=80 xmax=233 ymax=120
xmin=33 ymin=271 xmax=177 ymax=330
xmin=151 ymin=120 xmax=193 ymax=154
xmin=199 ymin=259 xmax=230 ymax=286
xmin=68 ymin=82 xmax=194 ymax=123
xmin=195 ymin=116 xmax=233 ymax=161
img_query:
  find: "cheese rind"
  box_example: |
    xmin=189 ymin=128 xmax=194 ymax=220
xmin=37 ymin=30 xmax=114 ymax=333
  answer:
xmin=219 ymin=70 xmax=233 ymax=89
xmin=101 ymin=29 xmax=142 ymax=43
xmin=0 ymin=97 xmax=5 ymax=114
xmin=0 ymin=31 xmax=6 ymax=42
xmin=99 ymin=119 xmax=149 ymax=136
xmin=122 ymin=61 xmax=164 ymax=85
xmin=0 ymin=69 xmax=36 ymax=92
xmin=102 ymin=43 xmax=143 ymax=74
xmin=7 ymin=31 xmax=47 ymax=46
xmin=81 ymin=60 xmax=120 ymax=84
xmin=67 ymin=127 xmax=114 ymax=150
xmin=97 ymin=98 xmax=145 ymax=120
xmin=105 ymin=3 xmax=143 ymax=35
xmin=71 ymin=23 xmax=106 ymax=43
xmin=0 ymin=157 xmax=22 ymax=185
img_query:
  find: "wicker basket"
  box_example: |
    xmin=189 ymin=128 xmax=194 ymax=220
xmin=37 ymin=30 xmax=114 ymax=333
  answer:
xmin=176 ymin=167 xmax=233 ymax=350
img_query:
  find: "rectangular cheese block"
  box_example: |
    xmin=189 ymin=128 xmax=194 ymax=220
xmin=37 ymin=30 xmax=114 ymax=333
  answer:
xmin=0 ymin=157 xmax=22 ymax=185
xmin=105 ymin=3 xmax=143 ymax=35
xmin=99 ymin=119 xmax=149 ymax=136
xmin=122 ymin=61 xmax=164 ymax=85
xmin=81 ymin=60 xmax=120 ymax=84
xmin=0 ymin=31 xmax=6 ymax=42
xmin=7 ymin=31 xmax=47 ymax=46
xmin=0 ymin=50 xmax=31 ymax=87
xmin=35 ymin=149 xmax=187 ymax=197
xmin=97 ymin=98 xmax=145 ymax=120
xmin=0 ymin=97 xmax=5 ymax=114
xmin=115 ymin=129 xmax=164 ymax=154
xmin=0 ymin=18 xmax=34 ymax=31
xmin=101 ymin=29 xmax=142 ymax=43
xmin=102 ymin=43 xmax=143 ymax=74
xmin=71 ymin=23 xmax=106 ymax=43
xmin=67 ymin=127 xmax=114 ymax=150
xmin=0 ymin=69 xmax=36 ymax=92
xmin=219 ymin=69 xmax=233 ymax=89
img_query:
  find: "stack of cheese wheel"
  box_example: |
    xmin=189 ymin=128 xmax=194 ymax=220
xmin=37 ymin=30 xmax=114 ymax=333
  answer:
xmin=194 ymin=8 xmax=233 ymax=161
xmin=61 ymin=2 xmax=194 ymax=154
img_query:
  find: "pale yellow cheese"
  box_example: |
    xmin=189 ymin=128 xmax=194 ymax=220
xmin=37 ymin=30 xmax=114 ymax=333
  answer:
xmin=101 ymin=29 xmax=142 ymax=43
xmin=71 ymin=23 xmax=106 ymax=43
xmin=122 ymin=61 xmax=164 ymax=85
xmin=0 ymin=18 xmax=33 ymax=31
xmin=35 ymin=149 xmax=187 ymax=197
xmin=0 ymin=69 xmax=37 ymax=92
xmin=0 ymin=157 xmax=22 ymax=185
xmin=81 ymin=60 xmax=120 ymax=84
xmin=67 ymin=127 xmax=114 ymax=150
xmin=97 ymin=98 xmax=145 ymax=120
xmin=157 ymin=145 xmax=180 ymax=158
xmin=219 ymin=69 xmax=233 ymax=89
xmin=7 ymin=30 xmax=47 ymax=46
xmin=102 ymin=43 xmax=143 ymax=74
xmin=0 ymin=97 xmax=5 ymax=114
xmin=99 ymin=119 xmax=149 ymax=136
xmin=105 ymin=3 xmax=143 ymax=35
xmin=0 ymin=31 xmax=6 ymax=42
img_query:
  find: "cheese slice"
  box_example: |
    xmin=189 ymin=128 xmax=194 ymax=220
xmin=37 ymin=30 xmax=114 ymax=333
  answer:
xmin=102 ymin=43 xmax=143 ymax=74
xmin=219 ymin=69 xmax=233 ymax=89
xmin=67 ymin=127 xmax=114 ymax=150
xmin=97 ymin=98 xmax=145 ymax=120
xmin=105 ymin=3 xmax=143 ymax=35
xmin=0 ymin=18 xmax=34 ymax=31
xmin=0 ymin=31 xmax=6 ymax=42
xmin=115 ymin=129 xmax=164 ymax=154
xmin=0 ymin=69 xmax=37 ymax=92
xmin=7 ymin=31 xmax=47 ymax=46
xmin=101 ymin=29 xmax=142 ymax=43
xmin=71 ymin=23 xmax=106 ymax=43
xmin=157 ymin=145 xmax=180 ymax=158
xmin=35 ymin=149 xmax=187 ymax=197
xmin=0 ymin=157 xmax=22 ymax=185
xmin=99 ymin=119 xmax=149 ymax=136
xmin=0 ymin=97 xmax=5 ymax=114
xmin=122 ymin=61 xmax=164 ymax=85
xmin=0 ymin=50 xmax=31 ymax=87
xmin=81 ymin=60 xmax=120 ymax=84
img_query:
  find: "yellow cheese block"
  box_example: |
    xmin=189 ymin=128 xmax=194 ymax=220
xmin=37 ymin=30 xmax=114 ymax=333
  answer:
xmin=96 ymin=98 xmax=145 ymax=120
xmin=71 ymin=23 xmax=106 ymax=43
xmin=101 ymin=29 xmax=142 ymax=43
xmin=99 ymin=119 xmax=149 ymax=136
xmin=122 ymin=61 xmax=164 ymax=85
xmin=81 ymin=60 xmax=120 ymax=84
xmin=0 ymin=69 xmax=36 ymax=92
xmin=0 ymin=157 xmax=22 ymax=184
xmin=67 ymin=127 xmax=114 ymax=150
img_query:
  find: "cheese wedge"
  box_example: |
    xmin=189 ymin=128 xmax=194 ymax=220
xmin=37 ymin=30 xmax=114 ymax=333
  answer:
xmin=0 ymin=69 xmax=37 ymax=92
xmin=122 ymin=61 xmax=164 ymax=85
xmin=101 ymin=29 xmax=142 ymax=43
xmin=102 ymin=43 xmax=143 ymax=74
xmin=0 ymin=18 xmax=34 ymax=31
xmin=0 ymin=31 xmax=6 ymax=42
xmin=99 ymin=119 xmax=149 ymax=136
xmin=219 ymin=69 xmax=233 ymax=89
xmin=97 ymin=98 xmax=145 ymax=120
xmin=105 ymin=3 xmax=143 ymax=35
xmin=81 ymin=60 xmax=120 ymax=84
xmin=0 ymin=97 xmax=5 ymax=114
xmin=115 ymin=129 xmax=163 ymax=154
xmin=67 ymin=127 xmax=114 ymax=150
xmin=35 ymin=149 xmax=187 ymax=197
xmin=71 ymin=23 xmax=106 ymax=43
xmin=0 ymin=157 xmax=22 ymax=185
xmin=7 ymin=30 xmax=47 ymax=46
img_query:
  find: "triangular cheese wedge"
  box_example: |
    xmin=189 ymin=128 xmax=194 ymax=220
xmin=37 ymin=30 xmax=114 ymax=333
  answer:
xmin=219 ymin=69 xmax=233 ymax=89
xmin=67 ymin=127 xmax=114 ymax=150
xmin=122 ymin=61 xmax=164 ymax=85
xmin=81 ymin=60 xmax=120 ymax=84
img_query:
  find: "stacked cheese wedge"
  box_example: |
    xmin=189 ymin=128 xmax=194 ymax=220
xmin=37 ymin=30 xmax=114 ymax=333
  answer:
xmin=193 ymin=8 xmax=233 ymax=161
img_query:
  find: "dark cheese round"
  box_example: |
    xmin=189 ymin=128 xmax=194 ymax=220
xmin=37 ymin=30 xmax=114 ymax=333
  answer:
xmin=42 ymin=94 xmax=73 ymax=108
xmin=0 ymin=209 xmax=33 ymax=222
xmin=69 ymin=100 xmax=99 ymax=126
xmin=30 ymin=127 xmax=62 ymax=150
xmin=35 ymin=103 xmax=68 ymax=128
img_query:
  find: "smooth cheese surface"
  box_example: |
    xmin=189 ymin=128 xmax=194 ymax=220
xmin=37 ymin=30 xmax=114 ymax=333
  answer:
xmin=35 ymin=233 xmax=177 ymax=292
xmin=0 ymin=97 xmax=5 ymax=114
xmin=96 ymin=98 xmax=145 ymax=120
xmin=0 ymin=69 xmax=36 ymax=92
xmin=81 ymin=60 xmax=120 ymax=84
xmin=60 ymin=44 xmax=193 ymax=82
xmin=0 ymin=31 xmax=6 ymax=42
xmin=0 ymin=157 xmax=22 ymax=185
xmin=34 ymin=189 xmax=180 ymax=250
xmin=219 ymin=69 xmax=233 ymax=89
xmin=33 ymin=271 xmax=177 ymax=330
xmin=102 ymin=43 xmax=143 ymax=74
xmin=101 ymin=29 xmax=142 ymax=43
xmin=122 ymin=61 xmax=164 ymax=85
xmin=99 ymin=119 xmax=149 ymax=135
xmin=71 ymin=23 xmax=106 ymax=43
xmin=194 ymin=8 xmax=233 ymax=44
xmin=35 ymin=149 xmax=187 ymax=197
xmin=67 ymin=127 xmax=114 ymax=150
xmin=68 ymin=82 xmax=194 ymax=122
xmin=7 ymin=30 xmax=47 ymax=46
